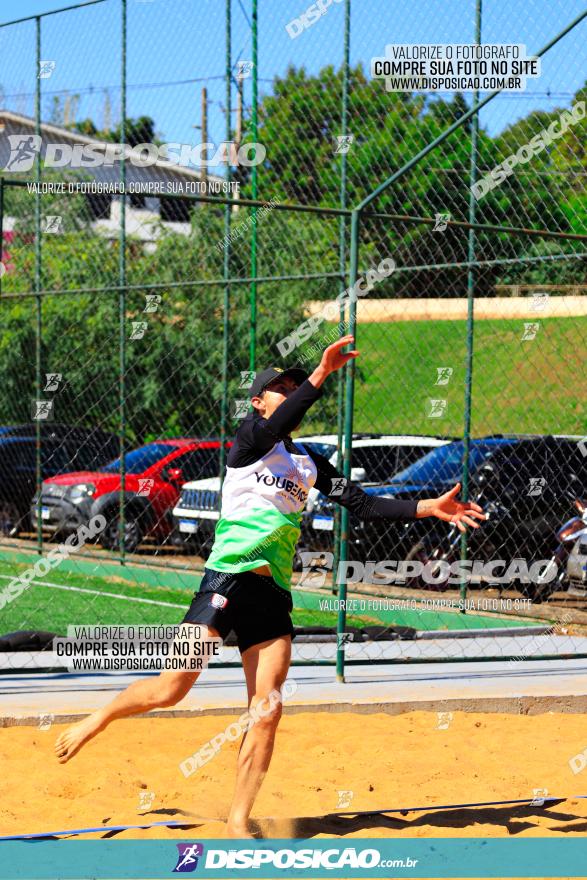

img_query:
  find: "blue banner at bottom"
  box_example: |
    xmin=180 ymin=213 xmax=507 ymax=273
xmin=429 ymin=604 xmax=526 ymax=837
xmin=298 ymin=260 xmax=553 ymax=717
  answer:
xmin=1 ymin=838 xmax=587 ymax=879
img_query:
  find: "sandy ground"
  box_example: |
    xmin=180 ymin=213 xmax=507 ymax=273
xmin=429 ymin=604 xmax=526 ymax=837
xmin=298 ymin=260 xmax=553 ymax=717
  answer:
xmin=2 ymin=709 xmax=587 ymax=845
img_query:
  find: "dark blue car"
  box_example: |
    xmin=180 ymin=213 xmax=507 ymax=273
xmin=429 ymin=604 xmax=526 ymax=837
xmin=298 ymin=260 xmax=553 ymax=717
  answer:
xmin=304 ymin=437 xmax=518 ymax=550
xmin=303 ymin=436 xmax=560 ymax=563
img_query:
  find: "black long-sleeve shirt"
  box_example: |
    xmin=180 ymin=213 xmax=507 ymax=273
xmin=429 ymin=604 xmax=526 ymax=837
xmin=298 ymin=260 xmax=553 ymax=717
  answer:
xmin=228 ymin=379 xmax=419 ymax=521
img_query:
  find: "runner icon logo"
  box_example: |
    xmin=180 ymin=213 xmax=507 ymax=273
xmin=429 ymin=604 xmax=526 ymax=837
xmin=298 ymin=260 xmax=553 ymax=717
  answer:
xmin=173 ymin=843 xmax=204 ymax=873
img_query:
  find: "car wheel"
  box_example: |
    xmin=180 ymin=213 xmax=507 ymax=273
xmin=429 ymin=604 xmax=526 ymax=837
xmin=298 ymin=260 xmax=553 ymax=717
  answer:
xmin=100 ymin=509 xmax=144 ymax=554
xmin=517 ymin=582 xmax=542 ymax=603
xmin=0 ymin=500 xmax=21 ymax=537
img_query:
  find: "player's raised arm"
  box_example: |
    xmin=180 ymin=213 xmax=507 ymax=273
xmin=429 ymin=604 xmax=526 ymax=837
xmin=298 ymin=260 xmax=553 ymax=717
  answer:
xmin=308 ymin=334 xmax=359 ymax=389
xmin=249 ymin=336 xmax=359 ymax=441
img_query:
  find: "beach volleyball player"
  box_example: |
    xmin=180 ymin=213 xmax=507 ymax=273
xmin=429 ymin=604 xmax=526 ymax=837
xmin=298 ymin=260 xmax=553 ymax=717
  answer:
xmin=55 ymin=335 xmax=485 ymax=837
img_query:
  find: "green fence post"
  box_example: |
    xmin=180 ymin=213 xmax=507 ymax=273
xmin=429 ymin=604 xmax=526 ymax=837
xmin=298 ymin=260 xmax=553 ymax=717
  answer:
xmin=333 ymin=0 xmax=351 ymax=595
xmin=460 ymin=0 xmax=482 ymax=608
xmin=220 ymin=0 xmax=232 ymax=484
xmin=0 ymin=0 xmax=109 ymax=29
xmin=249 ymin=0 xmax=258 ymax=373
xmin=118 ymin=0 xmax=127 ymax=564
xmin=336 ymin=207 xmax=360 ymax=683
xmin=34 ymin=15 xmax=43 ymax=557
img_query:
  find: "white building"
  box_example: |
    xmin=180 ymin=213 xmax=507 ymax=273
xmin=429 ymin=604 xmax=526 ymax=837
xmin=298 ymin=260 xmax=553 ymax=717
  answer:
xmin=0 ymin=111 xmax=239 ymax=248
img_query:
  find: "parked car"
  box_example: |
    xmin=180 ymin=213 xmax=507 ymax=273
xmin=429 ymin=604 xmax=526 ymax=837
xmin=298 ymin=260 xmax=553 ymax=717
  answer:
xmin=302 ymin=434 xmax=454 ymax=553
xmin=172 ymin=434 xmax=341 ymax=556
xmin=305 ymin=434 xmax=453 ymax=512
xmin=326 ymin=436 xmax=587 ymax=599
xmin=408 ymin=488 xmax=587 ymax=601
xmin=306 ymin=435 xmax=587 ymax=590
xmin=404 ymin=438 xmax=587 ymax=596
xmin=33 ymin=438 xmax=227 ymax=553
xmin=0 ymin=424 xmax=119 ymax=537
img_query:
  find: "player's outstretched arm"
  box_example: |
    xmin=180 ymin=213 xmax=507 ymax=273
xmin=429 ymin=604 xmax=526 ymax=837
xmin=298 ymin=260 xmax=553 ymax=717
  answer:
xmin=307 ymin=340 xmax=484 ymax=533
xmin=416 ymin=483 xmax=486 ymax=533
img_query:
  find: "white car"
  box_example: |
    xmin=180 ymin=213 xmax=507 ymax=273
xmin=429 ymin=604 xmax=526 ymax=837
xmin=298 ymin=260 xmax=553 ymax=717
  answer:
xmin=172 ymin=434 xmax=339 ymax=553
xmin=172 ymin=433 xmax=452 ymax=554
xmin=305 ymin=434 xmax=452 ymax=514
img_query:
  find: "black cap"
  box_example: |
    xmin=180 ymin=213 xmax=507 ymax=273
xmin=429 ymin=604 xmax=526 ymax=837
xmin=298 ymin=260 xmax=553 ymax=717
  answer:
xmin=249 ymin=366 xmax=309 ymax=399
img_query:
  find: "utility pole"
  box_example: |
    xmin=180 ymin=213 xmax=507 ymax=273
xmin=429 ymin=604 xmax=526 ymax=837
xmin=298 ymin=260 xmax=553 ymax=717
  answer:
xmin=69 ymin=93 xmax=80 ymax=126
xmin=201 ymin=86 xmax=208 ymax=191
xmin=103 ymin=89 xmax=111 ymax=133
xmin=235 ymin=76 xmax=243 ymax=148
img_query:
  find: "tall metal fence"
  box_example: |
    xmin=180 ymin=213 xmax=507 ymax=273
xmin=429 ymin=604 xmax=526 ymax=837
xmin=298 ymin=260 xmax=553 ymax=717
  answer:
xmin=0 ymin=0 xmax=586 ymax=676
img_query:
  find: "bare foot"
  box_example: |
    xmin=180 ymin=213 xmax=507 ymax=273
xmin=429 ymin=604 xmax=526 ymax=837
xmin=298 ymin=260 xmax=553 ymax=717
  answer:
xmin=54 ymin=713 xmax=106 ymax=763
xmin=226 ymin=820 xmax=255 ymax=839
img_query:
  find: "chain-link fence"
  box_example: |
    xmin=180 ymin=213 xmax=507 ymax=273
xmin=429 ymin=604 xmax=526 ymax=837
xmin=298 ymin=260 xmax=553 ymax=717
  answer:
xmin=0 ymin=0 xmax=586 ymax=676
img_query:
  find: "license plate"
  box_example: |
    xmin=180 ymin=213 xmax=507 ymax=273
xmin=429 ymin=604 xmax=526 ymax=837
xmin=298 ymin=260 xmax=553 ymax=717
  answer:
xmin=41 ymin=507 xmax=51 ymax=520
xmin=179 ymin=519 xmax=198 ymax=534
xmin=313 ymin=516 xmax=333 ymax=531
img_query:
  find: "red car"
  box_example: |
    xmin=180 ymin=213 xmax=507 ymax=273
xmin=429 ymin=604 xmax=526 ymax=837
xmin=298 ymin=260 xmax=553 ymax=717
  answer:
xmin=33 ymin=439 xmax=228 ymax=553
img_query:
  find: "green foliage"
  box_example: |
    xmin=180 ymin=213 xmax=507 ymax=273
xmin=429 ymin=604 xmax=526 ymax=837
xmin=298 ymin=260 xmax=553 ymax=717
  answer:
xmin=236 ymin=65 xmax=584 ymax=296
xmin=351 ymin=317 xmax=587 ymax=437
xmin=0 ymin=66 xmax=584 ymax=442
xmin=104 ymin=116 xmax=160 ymax=148
xmin=0 ymin=203 xmax=326 ymax=440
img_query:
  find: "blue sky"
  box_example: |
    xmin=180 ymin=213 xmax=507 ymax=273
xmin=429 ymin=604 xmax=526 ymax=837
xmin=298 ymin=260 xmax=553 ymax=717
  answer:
xmin=1 ymin=0 xmax=585 ymax=165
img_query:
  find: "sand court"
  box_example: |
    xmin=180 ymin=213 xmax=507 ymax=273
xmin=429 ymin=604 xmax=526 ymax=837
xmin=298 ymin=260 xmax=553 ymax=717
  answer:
xmin=2 ymin=710 xmax=587 ymax=842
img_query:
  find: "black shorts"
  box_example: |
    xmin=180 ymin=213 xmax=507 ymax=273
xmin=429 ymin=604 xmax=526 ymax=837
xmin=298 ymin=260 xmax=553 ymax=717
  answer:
xmin=182 ymin=568 xmax=294 ymax=654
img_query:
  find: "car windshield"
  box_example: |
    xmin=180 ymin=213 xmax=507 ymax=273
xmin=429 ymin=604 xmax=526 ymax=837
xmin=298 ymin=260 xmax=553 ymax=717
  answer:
xmin=333 ymin=445 xmax=447 ymax=483
xmin=100 ymin=443 xmax=176 ymax=475
xmin=301 ymin=441 xmax=337 ymax=459
xmin=388 ymin=441 xmax=510 ymax=485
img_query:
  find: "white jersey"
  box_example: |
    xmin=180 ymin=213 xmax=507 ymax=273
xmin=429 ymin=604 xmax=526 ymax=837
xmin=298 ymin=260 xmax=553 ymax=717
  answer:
xmin=206 ymin=440 xmax=317 ymax=590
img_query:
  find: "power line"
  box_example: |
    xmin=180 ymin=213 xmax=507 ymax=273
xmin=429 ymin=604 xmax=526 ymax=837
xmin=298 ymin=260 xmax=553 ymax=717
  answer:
xmin=1 ymin=75 xmax=576 ymax=103
xmin=4 ymin=75 xmax=575 ymax=100
xmin=0 ymin=75 xmax=228 ymax=104
xmin=236 ymin=0 xmax=252 ymax=29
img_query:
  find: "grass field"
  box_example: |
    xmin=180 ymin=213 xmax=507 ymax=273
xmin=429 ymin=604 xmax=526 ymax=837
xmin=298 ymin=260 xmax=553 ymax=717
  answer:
xmin=0 ymin=553 xmax=542 ymax=638
xmin=305 ymin=317 xmax=586 ymax=436
xmin=0 ymin=559 xmax=375 ymax=635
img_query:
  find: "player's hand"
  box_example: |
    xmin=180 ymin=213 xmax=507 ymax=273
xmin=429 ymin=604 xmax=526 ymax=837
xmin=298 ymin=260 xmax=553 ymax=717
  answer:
xmin=416 ymin=483 xmax=486 ymax=532
xmin=319 ymin=335 xmax=359 ymax=374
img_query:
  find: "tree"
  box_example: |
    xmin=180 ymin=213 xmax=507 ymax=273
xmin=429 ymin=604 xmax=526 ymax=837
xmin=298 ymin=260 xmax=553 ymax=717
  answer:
xmin=0 ymin=200 xmax=337 ymax=438
xmin=106 ymin=115 xmax=159 ymax=147
xmin=236 ymin=64 xmax=584 ymax=294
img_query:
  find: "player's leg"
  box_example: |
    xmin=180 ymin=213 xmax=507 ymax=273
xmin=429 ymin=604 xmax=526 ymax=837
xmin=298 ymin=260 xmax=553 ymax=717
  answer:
xmin=54 ymin=624 xmax=219 ymax=763
xmin=226 ymin=634 xmax=292 ymax=837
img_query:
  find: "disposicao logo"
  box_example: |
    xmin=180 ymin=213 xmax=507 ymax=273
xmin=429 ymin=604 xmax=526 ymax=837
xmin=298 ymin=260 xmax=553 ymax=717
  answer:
xmin=173 ymin=843 xmax=204 ymax=872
